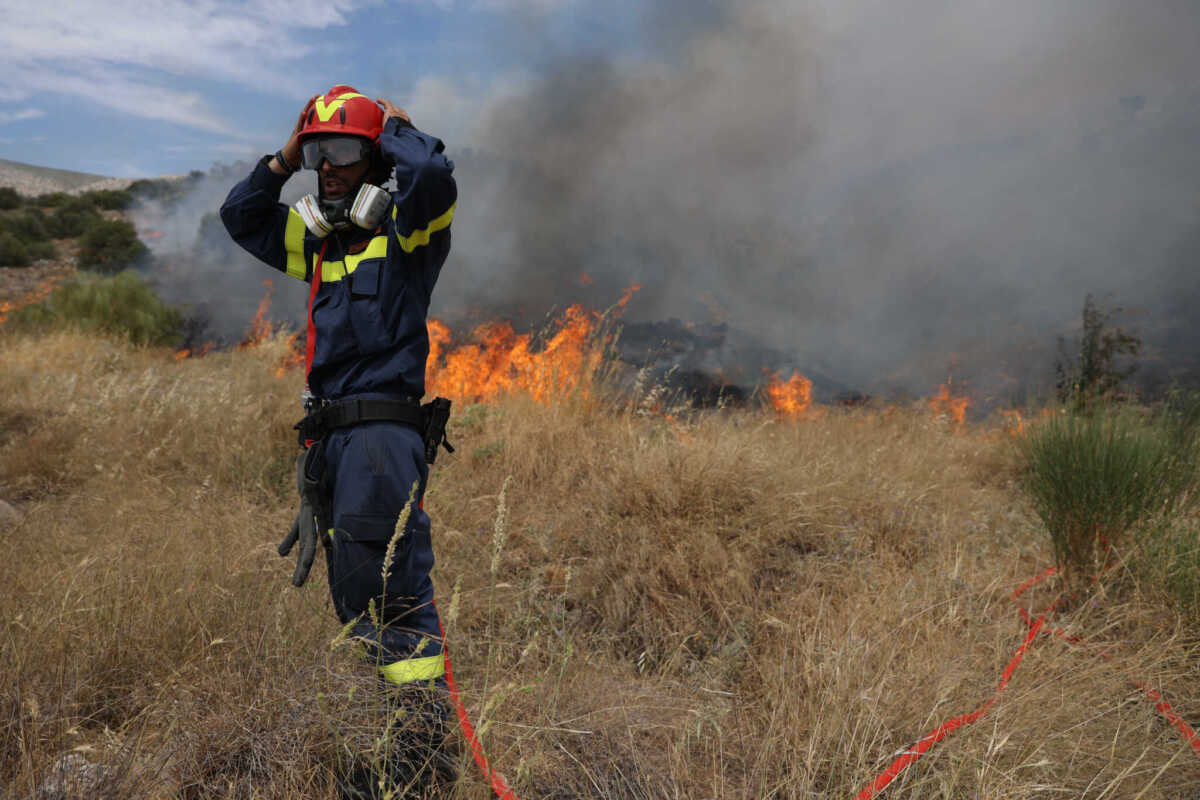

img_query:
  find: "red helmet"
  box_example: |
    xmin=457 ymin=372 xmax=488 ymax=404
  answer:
xmin=298 ymin=85 xmax=384 ymax=144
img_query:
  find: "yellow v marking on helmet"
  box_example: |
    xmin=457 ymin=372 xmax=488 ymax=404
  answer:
xmin=314 ymin=92 xmax=368 ymax=122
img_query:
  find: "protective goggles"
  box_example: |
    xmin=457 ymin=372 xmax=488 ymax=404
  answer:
xmin=300 ymin=136 xmax=372 ymax=169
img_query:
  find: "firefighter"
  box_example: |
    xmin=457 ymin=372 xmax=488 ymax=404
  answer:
xmin=220 ymin=85 xmax=457 ymax=796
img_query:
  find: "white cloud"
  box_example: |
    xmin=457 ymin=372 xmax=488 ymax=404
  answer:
xmin=0 ymin=0 xmax=386 ymax=132
xmin=0 ymin=109 xmax=47 ymax=124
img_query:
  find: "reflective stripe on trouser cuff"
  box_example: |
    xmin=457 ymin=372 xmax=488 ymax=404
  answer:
xmin=379 ymin=654 xmax=445 ymax=685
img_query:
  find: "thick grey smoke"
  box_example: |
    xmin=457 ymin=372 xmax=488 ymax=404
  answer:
xmin=149 ymin=0 xmax=1200 ymax=405
xmin=430 ymin=0 xmax=1200 ymax=402
xmin=134 ymin=166 xmax=316 ymax=346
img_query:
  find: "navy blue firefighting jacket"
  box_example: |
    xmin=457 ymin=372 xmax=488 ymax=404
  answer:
xmin=220 ymin=118 xmax=456 ymax=400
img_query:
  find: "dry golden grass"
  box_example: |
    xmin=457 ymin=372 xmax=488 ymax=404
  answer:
xmin=1 ymin=328 xmax=1198 ymax=798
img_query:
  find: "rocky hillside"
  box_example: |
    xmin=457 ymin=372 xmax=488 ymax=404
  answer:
xmin=0 ymin=158 xmax=135 ymax=196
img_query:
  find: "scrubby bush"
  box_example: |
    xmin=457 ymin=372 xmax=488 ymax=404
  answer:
xmin=0 ymin=210 xmax=59 ymax=263
xmin=44 ymin=197 xmax=102 ymax=238
xmin=81 ymin=188 xmax=133 ymax=210
xmin=33 ymin=191 xmax=71 ymax=207
xmin=0 ymin=186 xmax=20 ymax=210
xmin=7 ymin=270 xmax=182 ymax=346
xmin=0 ymin=231 xmax=32 ymax=266
xmin=128 ymin=177 xmax=186 ymax=206
xmin=0 ymin=208 xmax=51 ymax=242
xmin=1019 ymin=398 xmax=1200 ymax=581
xmin=78 ymin=218 xmax=148 ymax=273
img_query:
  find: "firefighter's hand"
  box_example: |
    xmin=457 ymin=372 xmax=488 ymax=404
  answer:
xmin=376 ymin=98 xmax=411 ymax=126
xmin=279 ymin=95 xmax=318 ymax=170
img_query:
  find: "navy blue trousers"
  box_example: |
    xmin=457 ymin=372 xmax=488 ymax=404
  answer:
xmin=321 ymin=420 xmax=444 ymax=682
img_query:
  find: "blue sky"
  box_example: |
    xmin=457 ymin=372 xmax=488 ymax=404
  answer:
xmin=0 ymin=0 xmax=649 ymax=177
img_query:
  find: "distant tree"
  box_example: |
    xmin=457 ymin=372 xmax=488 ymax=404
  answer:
xmin=1055 ymin=294 xmax=1141 ymax=410
xmin=0 ymin=187 xmax=21 ymax=210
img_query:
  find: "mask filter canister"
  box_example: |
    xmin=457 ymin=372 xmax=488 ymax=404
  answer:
xmin=349 ymin=184 xmax=389 ymax=230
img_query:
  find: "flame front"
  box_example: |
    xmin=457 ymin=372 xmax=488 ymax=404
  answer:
xmin=930 ymin=382 xmax=971 ymax=425
xmin=239 ymin=279 xmax=275 ymax=348
xmin=765 ymin=370 xmax=813 ymax=420
xmin=427 ymin=304 xmax=602 ymax=404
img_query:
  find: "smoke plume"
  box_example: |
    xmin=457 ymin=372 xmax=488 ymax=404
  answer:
xmin=152 ymin=0 xmax=1200 ymax=404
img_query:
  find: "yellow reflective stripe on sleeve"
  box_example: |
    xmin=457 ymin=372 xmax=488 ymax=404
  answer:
xmin=284 ymin=209 xmax=308 ymax=280
xmin=318 ymin=235 xmax=388 ymax=283
xmin=393 ymin=202 xmax=456 ymax=254
xmin=378 ymin=654 xmax=445 ymax=685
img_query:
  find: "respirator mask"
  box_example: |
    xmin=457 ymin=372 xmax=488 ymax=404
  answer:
xmin=292 ymin=135 xmax=390 ymax=238
xmin=294 ymin=184 xmax=389 ymax=238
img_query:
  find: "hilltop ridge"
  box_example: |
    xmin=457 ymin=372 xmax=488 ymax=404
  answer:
xmin=0 ymin=157 xmax=154 ymax=197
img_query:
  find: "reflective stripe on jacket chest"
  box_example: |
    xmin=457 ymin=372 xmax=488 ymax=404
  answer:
xmin=314 ymin=234 xmax=388 ymax=283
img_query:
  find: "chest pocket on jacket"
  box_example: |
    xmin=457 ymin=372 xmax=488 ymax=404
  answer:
xmin=348 ymin=257 xmax=394 ymax=355
xmin=311 ymin=285 xmax=358 ymax=367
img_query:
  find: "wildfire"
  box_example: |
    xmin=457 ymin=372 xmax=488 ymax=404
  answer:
xmin=239 ymin=279 xmax=275 ymax=348
xmin=764 ymin=369 xmax=814 ymax=420
xmin=930 ymin=382 xmax=971 ymax=426
xmin=426 ymin=285 xmax=642 ymax=404
xmin=0 ymin=275 xmax=68 ymax=326
xmin=999 ymin=409 xmax=1025 ymax=436
xmin=614 ymin=283 xmax=642 ymax=311
xmin=173 ymin=280 xmax=303 ymax=377
xmin=275 ymin=333 xmax=304 ymax=377
xmin=427 ymin=305 xmax=601 ymax=404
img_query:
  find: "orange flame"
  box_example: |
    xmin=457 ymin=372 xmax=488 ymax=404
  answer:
xmin=274 ymin=332 xmax=304 ymax=377
xmin=999 ymin=409 xmax=1025 ymax=436
xmin=427 ymin=304 xmax=602 ymax=404
xmin=239 ymin=280 xmax=275 ymax=348
xmin=0 ymin=275 xmax=68 ymax=325
xmin=765 ymin=369 xmax=814 ymax=420
xmin=615 ymin=283 xmax=642 ymax=310
xmin=578 ymin=272 xmax=594 ymax=286
xmin=426 ymin=286 xmax=641 ymax=405
xmin=173 ymin=341 xmax=215 ymax=361
xmin=930 ymin=382 xmax=971 ymax=426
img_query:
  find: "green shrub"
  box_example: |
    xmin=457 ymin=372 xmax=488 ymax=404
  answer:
xmin=81 ymin=189 xmax=133 ymax=210
xmin=0 ymin=187 xmax=21 ymax=210
xmin=5 ymin=208 xmax=51 ymax=242
xmin=43 ymin=199 xmax=102 ymax=238
xmin=1019 ymin=400 xmax=1200 ymax=581
xmin=0 ymin=212 xmax=56 ymax=263
xmin=0 ymin=231 xmax=31 ymax=266
xmin=78 ymin=218 xmax=148 ymax=273
xmin=6 ymin=271 xmax=182 ymax=346
xmin=33 ymin=191 xmax=71 ymax=208
xmin=128 ymin=177 xmax=185 ymax=205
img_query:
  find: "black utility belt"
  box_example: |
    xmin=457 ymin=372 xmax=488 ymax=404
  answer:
xmin=295 ymin=396 xmax=455 ymax=465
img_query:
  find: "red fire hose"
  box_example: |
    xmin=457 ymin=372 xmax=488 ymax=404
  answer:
xmin=854 ymin=565 xmax=1200 ymax=799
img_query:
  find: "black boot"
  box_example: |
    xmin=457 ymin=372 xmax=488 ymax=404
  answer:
xmin=337 ymin=681 xmax=459 ymax=799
